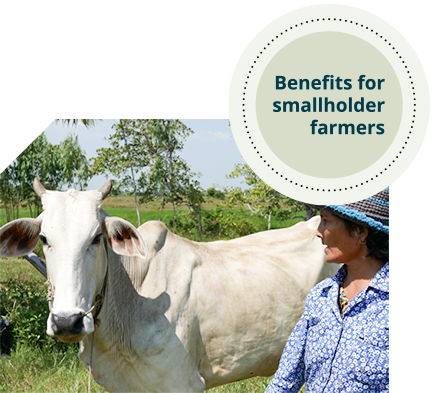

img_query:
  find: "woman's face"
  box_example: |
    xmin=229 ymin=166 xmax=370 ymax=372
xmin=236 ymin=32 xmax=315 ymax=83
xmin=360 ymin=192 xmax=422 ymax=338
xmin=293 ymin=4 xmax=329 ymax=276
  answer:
xmin=316 ymin=210 xmax=366 ymax=264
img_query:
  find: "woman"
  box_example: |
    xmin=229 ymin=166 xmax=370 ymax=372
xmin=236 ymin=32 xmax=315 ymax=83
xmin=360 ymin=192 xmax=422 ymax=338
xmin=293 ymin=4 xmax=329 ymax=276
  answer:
xmin=266 ymin=188 xmax=389 ymax=392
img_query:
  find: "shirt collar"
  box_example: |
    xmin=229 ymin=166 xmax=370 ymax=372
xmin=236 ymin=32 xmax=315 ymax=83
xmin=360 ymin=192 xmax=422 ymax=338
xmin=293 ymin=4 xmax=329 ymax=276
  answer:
xmin=331 ymin=264 xmax=348 ymax=285
xmin=328 ymin=262 xmax=389 ymax=293
xmin=370 ymin=262 xmax=389 ymax=293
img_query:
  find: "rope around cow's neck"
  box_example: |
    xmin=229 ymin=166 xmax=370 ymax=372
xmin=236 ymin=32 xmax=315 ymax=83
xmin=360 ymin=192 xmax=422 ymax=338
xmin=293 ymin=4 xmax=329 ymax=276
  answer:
xmin=86 ymin=273 xmax=107 ymax=393
xmin=45 ymin=270 xmax=107 ymax=321
xmin=88 ymin=331 xmax=95 ymax=393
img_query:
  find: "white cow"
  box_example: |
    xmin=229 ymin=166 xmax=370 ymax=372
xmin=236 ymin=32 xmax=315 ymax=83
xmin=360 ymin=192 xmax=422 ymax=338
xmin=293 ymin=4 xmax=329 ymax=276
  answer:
xmin=0 ymin=179 xmax=338 ymax=392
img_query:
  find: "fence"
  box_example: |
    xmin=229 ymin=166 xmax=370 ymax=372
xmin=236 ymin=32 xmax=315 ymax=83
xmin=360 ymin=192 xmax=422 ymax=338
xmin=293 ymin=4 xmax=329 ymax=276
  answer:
xmin=0 ymin=119 xmax=43 ymax=174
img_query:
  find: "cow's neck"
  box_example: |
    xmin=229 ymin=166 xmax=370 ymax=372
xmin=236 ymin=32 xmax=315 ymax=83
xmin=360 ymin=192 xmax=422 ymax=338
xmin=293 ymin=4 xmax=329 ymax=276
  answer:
xmin=80 ymin=244 xmax=172 ymax=384
xmin=98 ymin=246 xmax=151 ymax=353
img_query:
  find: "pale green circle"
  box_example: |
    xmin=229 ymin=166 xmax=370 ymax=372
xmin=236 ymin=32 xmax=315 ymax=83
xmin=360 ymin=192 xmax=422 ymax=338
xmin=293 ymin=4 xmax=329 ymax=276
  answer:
xmin=256 ymin=32 xmax=403 ymax=178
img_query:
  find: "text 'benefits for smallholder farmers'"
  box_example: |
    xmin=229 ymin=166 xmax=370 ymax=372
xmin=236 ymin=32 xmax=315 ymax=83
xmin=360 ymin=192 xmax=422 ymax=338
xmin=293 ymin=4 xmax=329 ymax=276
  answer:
xmin=272 ymin=75 xmax=387 ymax=135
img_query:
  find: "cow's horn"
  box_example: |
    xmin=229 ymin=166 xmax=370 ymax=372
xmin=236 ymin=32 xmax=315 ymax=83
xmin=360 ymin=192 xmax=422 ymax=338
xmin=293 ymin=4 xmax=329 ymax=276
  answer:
xmin=33 ymin=178 xmax=47 ymax=197
xmin=99 ymin=179 xmax=112 ymax=200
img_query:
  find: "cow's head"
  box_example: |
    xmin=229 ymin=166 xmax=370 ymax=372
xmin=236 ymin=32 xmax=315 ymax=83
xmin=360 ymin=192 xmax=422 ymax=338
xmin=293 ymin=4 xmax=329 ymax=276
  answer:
xmin=0 ymin=179 xmax=146 ymax=343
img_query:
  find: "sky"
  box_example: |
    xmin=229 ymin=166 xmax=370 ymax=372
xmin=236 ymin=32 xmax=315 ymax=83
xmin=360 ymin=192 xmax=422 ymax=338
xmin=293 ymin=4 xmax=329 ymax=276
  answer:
xmin=43 ymin=119 xmax=247 ymax=191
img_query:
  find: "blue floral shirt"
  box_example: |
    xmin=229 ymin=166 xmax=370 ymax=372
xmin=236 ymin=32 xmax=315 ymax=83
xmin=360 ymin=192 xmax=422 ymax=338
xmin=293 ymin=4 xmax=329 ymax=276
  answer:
xmin=266 ymin=263 xmax=389 ymax=393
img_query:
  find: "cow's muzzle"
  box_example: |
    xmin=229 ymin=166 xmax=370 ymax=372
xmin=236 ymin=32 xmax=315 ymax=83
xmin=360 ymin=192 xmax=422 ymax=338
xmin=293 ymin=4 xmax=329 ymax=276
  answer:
xmin=48 ymin=310 xmax=94 ymax=342
xmin=52 ymin=312 xmax=84 ymax=335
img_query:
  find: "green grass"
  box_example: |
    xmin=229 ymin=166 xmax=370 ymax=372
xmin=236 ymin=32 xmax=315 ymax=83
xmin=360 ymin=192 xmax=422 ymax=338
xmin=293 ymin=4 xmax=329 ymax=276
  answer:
xmin=0 ymin=257 xmax=45 ymax=284
xmin=0 ymin=338 xmax=302 ymax=393
xmin=0 ymin=343 xmax=104 ymax=392
xmin=208 ymin=377 xmax=273 ymax=393
xmin=0 ymin=341 xmax=305 ymax=392
xmin=1 ymin=196 xmax=308 ymax=233
xmin=0 ymin=344 xmax=281 ymax=392
xmin=0 ymin=207 xmax=31 ymax=227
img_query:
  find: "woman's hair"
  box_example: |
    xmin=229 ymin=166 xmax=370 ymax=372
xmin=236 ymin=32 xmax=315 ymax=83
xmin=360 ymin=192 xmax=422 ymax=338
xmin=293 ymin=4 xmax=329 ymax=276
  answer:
xmin=343 ymin=219 xmax=389 ymax=262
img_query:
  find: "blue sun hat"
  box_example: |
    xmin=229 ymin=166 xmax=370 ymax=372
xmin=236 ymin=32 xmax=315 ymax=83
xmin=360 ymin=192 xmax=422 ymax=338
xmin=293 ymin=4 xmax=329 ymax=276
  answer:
xmin=314 ymin=188 xmax=389 ymax=234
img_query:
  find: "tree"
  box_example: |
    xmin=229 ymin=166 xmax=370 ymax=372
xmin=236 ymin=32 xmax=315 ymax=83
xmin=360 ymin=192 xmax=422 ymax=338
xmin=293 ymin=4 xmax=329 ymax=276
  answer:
xmin=24 ymin=133 xmax=60 ymax=217
xmin=91 ymin=120 xmax=150 ymax=227
xmin=57 ymin=133 xmax=92 ymax=190
xmin=206 ymin=186 xmax=225 ymax=200
xmin=0 ymin=132 xmax=91 ymax=223
xmin=159 ymin=159 xmax=205 ymax=235
xmin=55 ymin=119 xmax=102 ymax=128
xmin=225 ymin=163 xmax=305 ymax=230
xmin=0 ymin=164 xmax=21 ymax=222
xmin=136 ymin=120 xmax=204 ymax=234
xmin=91 ymin=119 xmax=204 ymax=233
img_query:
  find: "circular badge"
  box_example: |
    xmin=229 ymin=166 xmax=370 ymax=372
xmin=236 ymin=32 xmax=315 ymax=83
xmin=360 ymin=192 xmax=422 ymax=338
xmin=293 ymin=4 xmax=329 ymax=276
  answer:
xmin=229 ymin=5 xmax=429 ymax=204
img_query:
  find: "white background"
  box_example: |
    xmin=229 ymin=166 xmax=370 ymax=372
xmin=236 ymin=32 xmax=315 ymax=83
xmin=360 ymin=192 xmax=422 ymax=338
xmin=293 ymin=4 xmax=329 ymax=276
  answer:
xmin=0 ymin=1 xmax=431 ymax=390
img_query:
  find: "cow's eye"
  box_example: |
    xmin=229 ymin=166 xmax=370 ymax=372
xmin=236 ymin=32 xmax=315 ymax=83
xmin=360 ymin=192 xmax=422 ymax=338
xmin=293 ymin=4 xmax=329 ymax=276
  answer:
xmin=92 ymin=234 xmax=103 ymax=245
xmin=39 ymin=235 xmax=48 ymax=245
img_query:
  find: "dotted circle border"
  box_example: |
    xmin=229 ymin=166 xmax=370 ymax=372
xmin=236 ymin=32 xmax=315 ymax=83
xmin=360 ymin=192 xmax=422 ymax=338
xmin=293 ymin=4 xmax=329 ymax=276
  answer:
xmin=242 ymin=18 xmax=416 ymax=193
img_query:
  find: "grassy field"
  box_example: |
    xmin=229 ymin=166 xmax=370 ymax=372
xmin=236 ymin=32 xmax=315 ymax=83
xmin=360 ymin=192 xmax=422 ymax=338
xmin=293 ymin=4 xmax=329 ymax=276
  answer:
xmin=1 ymin=340 xmax=275 ymax=392
xmin=0 ymin=195 xmax=306 ymax=232
xmin=0 ymin=196 xmax=308 ymax=392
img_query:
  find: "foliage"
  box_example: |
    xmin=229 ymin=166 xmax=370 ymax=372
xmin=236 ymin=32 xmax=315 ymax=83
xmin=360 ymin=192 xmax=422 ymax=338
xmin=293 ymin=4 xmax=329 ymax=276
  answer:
xmin=0 ymin=133 xmax=91 ymax=219
xmin=0 ymin=132 xmax=91 ymax=222
xmin=19 ymin=133 xmax=63 ymax=190
xmin=0 ymin=278 xmax=73 ymax=352
xmin=55 ymin=119 xmax=102 ymax=128
xmin=91 ymin=119 xmax=151 ymax=226
xmin=203 ymin=206 xmax=259 ymax=238
xmin=91 ymin=119 xmax=206 ymax=232
xmin=91 ymin=120 xmax=150 ymax=190
xmin=154 ymin=158 xmax=205 ymax=235
xmin=0 ymin=165 xmax=21 ymax=222
xmin=134 ymin=119 xmax=205 ymax=234
xmin=0 ymin=133 xmax=57 ymax=221
xmin=206 ymin=186 xmax=225 ymax=200
xmin=164 ymin=206 xmax=260 ymax=239
xmin=57 ymin=133 xmax=92 ymax=190
xmin=225 ymin=163 xmax=306 ymax=230
xmin=163 ymin=211 xmax=197 ymax=237
xmin=136 ymin=119 xmax=191 ymax=202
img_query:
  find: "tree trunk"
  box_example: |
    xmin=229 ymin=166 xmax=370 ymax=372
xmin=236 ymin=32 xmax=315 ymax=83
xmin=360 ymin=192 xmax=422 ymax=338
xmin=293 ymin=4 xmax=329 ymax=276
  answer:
xmin=131 ymin=166 xmax=141 ymax=227
xmin=159 ymin=187 xmax=164 ymax=221
xmin=188 ymin=206 xmax=203 ymax=236
xmin=119 ymin=121 xmax=141 ymax=227
xmin=2 ymin=198 xmax=10 ymax=222
xmin=195 ymin=210 xmax=203 ymax=236
xmin=170 ymin=196 xmax=174 ymax=234
xmin=267 ymin=211 xmax=272 ymax=230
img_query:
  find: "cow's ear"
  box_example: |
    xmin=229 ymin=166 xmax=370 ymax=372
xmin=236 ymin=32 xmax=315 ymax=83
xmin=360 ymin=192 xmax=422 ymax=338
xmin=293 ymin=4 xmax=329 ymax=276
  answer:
xmin=102 ymin=217 xmax=146 ymax=257
xmin=0 ymin=218 xmax=41 ymax=257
